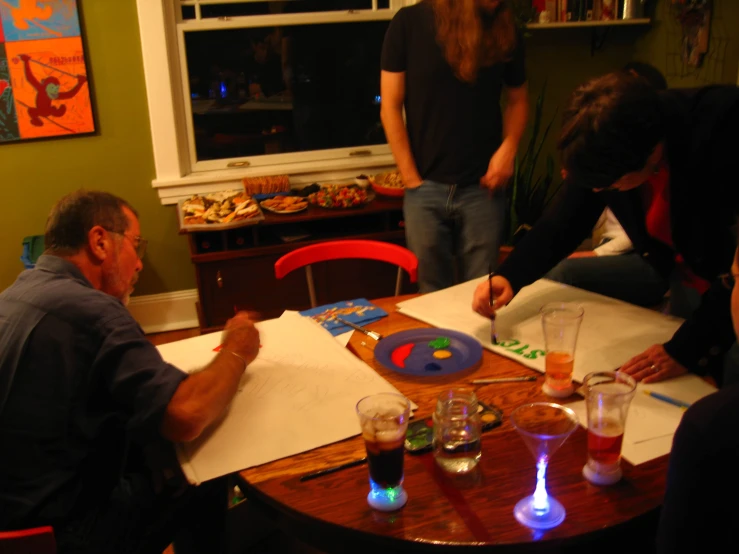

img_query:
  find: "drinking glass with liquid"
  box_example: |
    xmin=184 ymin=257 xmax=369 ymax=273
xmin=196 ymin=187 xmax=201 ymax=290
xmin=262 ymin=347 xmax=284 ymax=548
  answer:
xmin=433 ymin=388 xmax=482 ymax=474
xmin=581 ymin=371 xmax=636 ymax=486
xmin=356 ymin=393 xmax=411 ymax=511
xmin=540 ymin=303 xmax=584 ymax=398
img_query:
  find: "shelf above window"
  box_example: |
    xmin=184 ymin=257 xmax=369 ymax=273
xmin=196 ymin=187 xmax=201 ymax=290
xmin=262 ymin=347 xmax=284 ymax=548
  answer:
xmin=525 ymin=18 xmax=650 ymax=29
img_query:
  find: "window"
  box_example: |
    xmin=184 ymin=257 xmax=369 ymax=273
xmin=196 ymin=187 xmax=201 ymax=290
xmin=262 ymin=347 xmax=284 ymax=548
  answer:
xmin=183 ymin=20 xmax=388 ymax=166
xmin=136 ymin=0 xmax=412 ymax=202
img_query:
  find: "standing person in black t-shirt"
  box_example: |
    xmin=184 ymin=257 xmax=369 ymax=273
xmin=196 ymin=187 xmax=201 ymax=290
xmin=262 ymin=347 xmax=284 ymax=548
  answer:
xmin=380 ymin=0 xmax=529 ymax=292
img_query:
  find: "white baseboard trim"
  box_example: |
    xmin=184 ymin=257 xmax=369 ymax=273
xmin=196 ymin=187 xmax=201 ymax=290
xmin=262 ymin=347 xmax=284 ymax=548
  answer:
xmin=128 ymin=289 xmax=200 ymax=334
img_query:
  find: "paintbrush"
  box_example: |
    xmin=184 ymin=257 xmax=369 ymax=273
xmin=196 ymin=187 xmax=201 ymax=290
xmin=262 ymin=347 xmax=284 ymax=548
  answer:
xmin=489 ymin=261 xmax=498 ymax=345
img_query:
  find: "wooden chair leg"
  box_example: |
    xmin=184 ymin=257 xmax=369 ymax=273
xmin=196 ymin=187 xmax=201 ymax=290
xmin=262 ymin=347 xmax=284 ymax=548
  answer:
xmin=306 ymin=265 xmax=317 ymax=308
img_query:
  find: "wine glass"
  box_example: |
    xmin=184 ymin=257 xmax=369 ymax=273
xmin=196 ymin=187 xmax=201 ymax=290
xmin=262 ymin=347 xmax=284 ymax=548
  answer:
xmin=510 ymin=402 xmax=579 ymax=530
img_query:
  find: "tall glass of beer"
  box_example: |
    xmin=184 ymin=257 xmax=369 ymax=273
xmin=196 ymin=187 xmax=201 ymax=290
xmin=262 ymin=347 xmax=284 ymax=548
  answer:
xmin=540 ymin=303 xmax=584 ymax=398
xmin=581 ymin=371 xmax=636 ymax=485
xmin=356 ymin=393 xmax=411 ymax=511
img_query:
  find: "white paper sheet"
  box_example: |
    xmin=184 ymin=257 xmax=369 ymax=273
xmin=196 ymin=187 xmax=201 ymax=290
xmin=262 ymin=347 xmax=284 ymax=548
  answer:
xmin=396 ymin=279 xmax=718 ymax=465
xmin=157 ymin=312 xmax=409 ymax=484
xmin=397 ymin=278 xmax=686 ymax=384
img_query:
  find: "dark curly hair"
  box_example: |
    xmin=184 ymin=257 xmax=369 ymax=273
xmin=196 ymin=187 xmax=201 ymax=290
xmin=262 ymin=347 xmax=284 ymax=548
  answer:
xmin=557 ymin=72 xmax=665 ymax=189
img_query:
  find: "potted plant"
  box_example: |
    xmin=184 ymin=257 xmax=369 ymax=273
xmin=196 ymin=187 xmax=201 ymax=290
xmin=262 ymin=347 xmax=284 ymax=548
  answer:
xmin=507 ymin=80 xmax=562 ymax=246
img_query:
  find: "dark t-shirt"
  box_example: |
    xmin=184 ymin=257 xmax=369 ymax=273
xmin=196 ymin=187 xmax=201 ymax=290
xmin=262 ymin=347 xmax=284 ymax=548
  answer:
xmin=381 ymin=1 xmax=526 ymax=185
xmin=657 ymin=383 xmax=739 ymax=552
xmin=0 ymin=256 xmax=187 ymax=529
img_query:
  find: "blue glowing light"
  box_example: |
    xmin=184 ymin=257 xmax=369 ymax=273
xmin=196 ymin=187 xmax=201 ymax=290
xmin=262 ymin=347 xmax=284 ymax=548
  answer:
xmin=220 ymin=82 xmax=227 ymax=99
xmin=367 ymin=478 xmax=408 ymax=512
xmin=532 ymin=458 xmax=550 ymax=514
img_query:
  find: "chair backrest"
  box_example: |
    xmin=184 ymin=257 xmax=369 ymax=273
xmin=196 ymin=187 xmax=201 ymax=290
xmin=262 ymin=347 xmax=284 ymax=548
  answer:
xmin=0 ymin=526 xmax=57 ymax=554
xmin=274 ymin=240 xmax=418 ymax=307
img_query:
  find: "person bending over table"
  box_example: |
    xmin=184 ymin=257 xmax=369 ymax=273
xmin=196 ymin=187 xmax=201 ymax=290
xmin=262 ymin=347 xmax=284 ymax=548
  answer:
xmin=381 ymin=0 xmax=528 ymax=292
xmin=656 ymin=245 xmax=739 ymax=553
xmin=472 ymin=71 xmax=739 ymax=385
xmin=543 ymin=63 xmax=679 ymax=311
xmin=0 ymin=191 xmax=260 ymax=554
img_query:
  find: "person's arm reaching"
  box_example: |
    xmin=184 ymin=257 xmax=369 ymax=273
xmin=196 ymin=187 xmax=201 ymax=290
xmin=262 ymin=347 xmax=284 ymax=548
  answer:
xmin=621 ymin=279 xmax=734 ymax=384
xmin=161 ymin=312 xmax=260 ymax=442
xmin=380 ymin=70 xmax=422 ymax=189
xmin=472 ymin=184 xmax=605 ymax=318
xmin=481 ymin=83 xmax=529 ymax=190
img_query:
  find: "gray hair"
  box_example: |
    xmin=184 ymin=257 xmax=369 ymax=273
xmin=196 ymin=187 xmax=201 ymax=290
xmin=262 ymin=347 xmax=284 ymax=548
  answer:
xmin=45 ymin=190 xmax=137 ymax=254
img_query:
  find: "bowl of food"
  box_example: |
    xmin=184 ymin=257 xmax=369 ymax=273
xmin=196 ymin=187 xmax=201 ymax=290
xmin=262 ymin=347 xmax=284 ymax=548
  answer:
xmin=308 ymin=185 xmax=374 ymax=209
xmin=259 ymin=195 xmax=309 ymax=214
xmin=354 ymin=174 xmax=371 ymax=189
xmin=372 ymin=171 xmax=405 ymax=197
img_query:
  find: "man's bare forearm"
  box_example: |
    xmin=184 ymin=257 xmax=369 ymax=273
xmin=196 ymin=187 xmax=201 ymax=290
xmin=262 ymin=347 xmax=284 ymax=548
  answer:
xmin=501 ymin=86 xmax=529 ymax=152
xmin=381 ymin=105 xmax=422 ymax=186
xmin=161 ymin=352 xmax=246 ymax=442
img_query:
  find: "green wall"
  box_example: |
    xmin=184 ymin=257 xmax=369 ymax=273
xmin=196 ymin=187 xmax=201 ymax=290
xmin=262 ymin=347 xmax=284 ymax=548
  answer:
xmin=1 ymin=0 xmax=737 ymax=296
xmin=1 ymin=0 xmax=194 ymax=296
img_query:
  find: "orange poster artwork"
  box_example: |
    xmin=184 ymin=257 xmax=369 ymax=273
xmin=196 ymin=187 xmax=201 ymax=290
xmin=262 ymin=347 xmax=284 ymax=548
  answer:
xmin=5 ymin=37 xmax=92 ymax=139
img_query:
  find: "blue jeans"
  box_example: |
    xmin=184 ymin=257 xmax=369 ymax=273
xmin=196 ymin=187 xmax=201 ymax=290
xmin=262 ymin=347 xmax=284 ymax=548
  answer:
xmin=403 ymin=181 xmax=505 ymax=293
xmin=545 ymin=252 xmax=669 ymax=307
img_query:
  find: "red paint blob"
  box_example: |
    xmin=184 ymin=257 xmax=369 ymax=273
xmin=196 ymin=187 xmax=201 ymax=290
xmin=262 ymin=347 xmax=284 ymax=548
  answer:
xmin=390 ymin=343 xmax=415 ymax=368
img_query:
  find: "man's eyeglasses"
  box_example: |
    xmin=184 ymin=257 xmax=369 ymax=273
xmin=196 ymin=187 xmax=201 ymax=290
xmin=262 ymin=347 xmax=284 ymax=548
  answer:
xmin=106 ymin=230 xmax=148 ymax=259
xmin=719 ymin=272 xmax=739 ymax=290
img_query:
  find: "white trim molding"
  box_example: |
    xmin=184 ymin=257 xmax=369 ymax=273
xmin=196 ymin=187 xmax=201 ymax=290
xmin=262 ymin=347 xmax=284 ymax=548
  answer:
xmin=135 ymin=0 xmax=412 ymax=203
xmin=128 ymin=289 xmax=200 ymax=334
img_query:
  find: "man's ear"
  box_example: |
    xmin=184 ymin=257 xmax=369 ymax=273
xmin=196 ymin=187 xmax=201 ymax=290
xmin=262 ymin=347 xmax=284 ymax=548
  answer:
xmin=88 ymin=225 xmax=111 ymax=263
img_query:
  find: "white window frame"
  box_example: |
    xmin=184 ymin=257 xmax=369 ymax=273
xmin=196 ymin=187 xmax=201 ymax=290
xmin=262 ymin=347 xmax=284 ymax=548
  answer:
xmin=136 ymin=0 xmax=417 ymax=204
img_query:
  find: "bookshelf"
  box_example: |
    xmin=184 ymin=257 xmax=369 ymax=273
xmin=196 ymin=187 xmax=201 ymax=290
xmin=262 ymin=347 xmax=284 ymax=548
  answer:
xmin=525 ymin=18 xmax=651 ymax=29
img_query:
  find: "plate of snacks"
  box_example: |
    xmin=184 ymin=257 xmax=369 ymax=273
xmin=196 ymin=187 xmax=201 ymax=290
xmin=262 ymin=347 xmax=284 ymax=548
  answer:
xmin=259 ymin=195 xmax=309 ymax=214
xmin=178 ymin=190 xmax=264 ymax=231
xmin=308 ymin=185 xmax=374 ymax=209
xmin=371 ymin=171 xmax=404 ymax=197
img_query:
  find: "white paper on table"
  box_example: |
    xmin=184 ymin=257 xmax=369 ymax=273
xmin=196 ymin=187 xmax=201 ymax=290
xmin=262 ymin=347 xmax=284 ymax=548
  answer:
xmin=397 ymin=278 xmax=685 ymax=384
xmin=567 ymin=374 xmax=717 ymax=465
xmin=156 ymin=311 xmax=410 ymax=484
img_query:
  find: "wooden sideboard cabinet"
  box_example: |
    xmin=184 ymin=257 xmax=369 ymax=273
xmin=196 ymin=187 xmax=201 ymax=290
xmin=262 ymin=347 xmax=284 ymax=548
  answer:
xmin=184 ymin=197 xmax=414 ymax=332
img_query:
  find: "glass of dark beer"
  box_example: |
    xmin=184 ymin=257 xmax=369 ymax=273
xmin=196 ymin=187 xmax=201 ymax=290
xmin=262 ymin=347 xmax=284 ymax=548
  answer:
xmin=356 ymin=393 xmax=411 ymax=511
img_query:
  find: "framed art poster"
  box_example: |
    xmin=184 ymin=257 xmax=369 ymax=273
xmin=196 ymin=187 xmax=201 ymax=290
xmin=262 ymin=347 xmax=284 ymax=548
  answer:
xmin=0 ymin=0 xmax=94 ymax=142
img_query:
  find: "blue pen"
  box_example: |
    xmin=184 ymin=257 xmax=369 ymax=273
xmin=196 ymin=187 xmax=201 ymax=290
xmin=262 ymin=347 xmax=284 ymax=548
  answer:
xmin=644 ymin=390 xmax=691 ymax=410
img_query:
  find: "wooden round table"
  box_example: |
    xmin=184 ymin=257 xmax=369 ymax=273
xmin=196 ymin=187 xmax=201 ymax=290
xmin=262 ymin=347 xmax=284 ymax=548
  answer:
xmin=237 ymin=295 xmax=666 ymax=552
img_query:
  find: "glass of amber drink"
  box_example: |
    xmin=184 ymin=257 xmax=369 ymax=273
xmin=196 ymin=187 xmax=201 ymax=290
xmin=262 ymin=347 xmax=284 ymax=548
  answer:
xmin=581 ymin=371 xmax=636 ymax=485
xmin=540 ymin=303 xmax=584 ymax=398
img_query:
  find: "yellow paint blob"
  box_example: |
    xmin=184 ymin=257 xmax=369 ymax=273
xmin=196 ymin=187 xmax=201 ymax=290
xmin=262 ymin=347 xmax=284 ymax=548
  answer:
xmin=433 ymin=350 xmax=452 ymax=360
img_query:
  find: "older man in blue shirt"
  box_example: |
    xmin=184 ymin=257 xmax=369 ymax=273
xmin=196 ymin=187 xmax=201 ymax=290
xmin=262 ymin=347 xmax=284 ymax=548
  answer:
xmin=0 ymin=190 xmax=260 ymax=554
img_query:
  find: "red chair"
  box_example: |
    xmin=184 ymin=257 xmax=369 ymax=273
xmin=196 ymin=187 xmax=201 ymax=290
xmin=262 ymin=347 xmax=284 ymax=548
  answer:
xmin=274 ymin=240 xmax=418 ymax=307
xmin=0 ymin=526 xmax=57 ymax=554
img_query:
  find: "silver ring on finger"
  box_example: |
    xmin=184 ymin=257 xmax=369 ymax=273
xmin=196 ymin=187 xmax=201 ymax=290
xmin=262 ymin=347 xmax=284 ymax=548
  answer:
xmin=650 ymin=364 xmax=658 ymax=374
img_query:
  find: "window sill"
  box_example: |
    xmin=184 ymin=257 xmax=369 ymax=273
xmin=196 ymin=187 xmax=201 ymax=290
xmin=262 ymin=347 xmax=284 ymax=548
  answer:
xmin=153 ymin=154 xmax=398 ymax=204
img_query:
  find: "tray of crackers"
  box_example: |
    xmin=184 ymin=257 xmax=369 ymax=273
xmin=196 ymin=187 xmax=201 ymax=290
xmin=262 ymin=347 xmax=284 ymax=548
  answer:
xmin=178 ymin=189 xmax=264 ymax=231
xmin=371 ymin=171 xmax=404 ymax=197
xmin=259 ymin=195 xmax=309 ymax=214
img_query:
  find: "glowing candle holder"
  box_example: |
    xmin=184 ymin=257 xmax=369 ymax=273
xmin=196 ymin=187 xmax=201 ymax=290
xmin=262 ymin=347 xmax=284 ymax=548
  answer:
xmin=510 ymin=402 xmax=579 ymax=530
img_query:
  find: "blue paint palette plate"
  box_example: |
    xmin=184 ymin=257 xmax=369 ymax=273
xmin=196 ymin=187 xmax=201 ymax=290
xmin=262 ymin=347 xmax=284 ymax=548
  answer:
xmin=374 ymin=328 xmax=483 ymax=377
